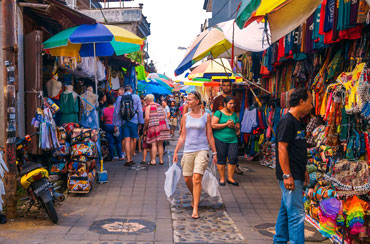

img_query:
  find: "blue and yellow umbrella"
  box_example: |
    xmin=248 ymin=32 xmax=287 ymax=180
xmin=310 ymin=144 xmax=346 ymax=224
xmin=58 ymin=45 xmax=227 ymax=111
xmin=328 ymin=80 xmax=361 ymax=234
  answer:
xmin=43 ymin=23 xmax=144 ymax=57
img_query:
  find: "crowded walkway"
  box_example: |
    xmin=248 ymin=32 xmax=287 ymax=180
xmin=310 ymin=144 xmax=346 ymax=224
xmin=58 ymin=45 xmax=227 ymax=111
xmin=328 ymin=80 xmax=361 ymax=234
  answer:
xmin=0 ymin=133 xmax=330 ymax=243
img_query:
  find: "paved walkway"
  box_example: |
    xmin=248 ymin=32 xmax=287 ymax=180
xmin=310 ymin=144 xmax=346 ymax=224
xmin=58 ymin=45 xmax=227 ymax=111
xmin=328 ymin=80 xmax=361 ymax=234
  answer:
xmin=0 ymin=138 xmax=331 ymax=244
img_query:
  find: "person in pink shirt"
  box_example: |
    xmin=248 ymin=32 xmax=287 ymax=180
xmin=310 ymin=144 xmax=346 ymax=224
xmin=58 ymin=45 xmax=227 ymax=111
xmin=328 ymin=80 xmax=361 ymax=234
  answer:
xmin=102 ymin=95 xmax=124 ymax=161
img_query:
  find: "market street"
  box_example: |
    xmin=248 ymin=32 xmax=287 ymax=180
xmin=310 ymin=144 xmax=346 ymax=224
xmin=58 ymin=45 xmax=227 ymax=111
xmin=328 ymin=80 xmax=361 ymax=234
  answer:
xmin=0 ymin=138 xmax=330 ymax=244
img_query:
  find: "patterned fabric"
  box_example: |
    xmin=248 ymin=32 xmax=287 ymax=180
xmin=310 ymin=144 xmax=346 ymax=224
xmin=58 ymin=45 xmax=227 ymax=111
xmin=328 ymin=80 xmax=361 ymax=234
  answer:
xmin=306 ymin=117 xmax=322 ymax=146
xmin=71 ymin=140 xmax=97 ymax=158
xmin=68 ymin=169 xmax=96 ymax=192
xmin=146 ymin=103 xmax=171 ymax=144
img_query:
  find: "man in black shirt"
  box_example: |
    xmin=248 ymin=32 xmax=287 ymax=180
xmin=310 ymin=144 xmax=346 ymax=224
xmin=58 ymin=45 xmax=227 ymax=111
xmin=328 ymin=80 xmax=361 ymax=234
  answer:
xmin=273 ymin=88 xmax=312 ymax=244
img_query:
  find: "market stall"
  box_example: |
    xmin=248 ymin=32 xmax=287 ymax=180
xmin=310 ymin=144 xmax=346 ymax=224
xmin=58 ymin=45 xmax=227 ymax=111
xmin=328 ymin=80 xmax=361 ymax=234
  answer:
xmin=30 ymin=23 xmax=144 ymax=194
xmin=177 ymin=0 xmax=370 ymax=241
xmin=235 ymin=0 xmax=370 ymax=242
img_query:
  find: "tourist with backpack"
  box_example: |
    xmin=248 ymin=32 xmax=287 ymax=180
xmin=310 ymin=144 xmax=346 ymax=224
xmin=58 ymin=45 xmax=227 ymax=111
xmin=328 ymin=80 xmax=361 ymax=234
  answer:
xmin=113 ymin=85 xmax=144 ymax=166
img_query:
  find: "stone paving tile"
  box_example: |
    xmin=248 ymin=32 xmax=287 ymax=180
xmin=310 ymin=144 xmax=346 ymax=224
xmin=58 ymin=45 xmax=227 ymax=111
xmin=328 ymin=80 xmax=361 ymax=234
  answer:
xmin=0 ymin=137 xmax=332 ymax=244
xmin=170 ymin=171 xmax=245 ymax=243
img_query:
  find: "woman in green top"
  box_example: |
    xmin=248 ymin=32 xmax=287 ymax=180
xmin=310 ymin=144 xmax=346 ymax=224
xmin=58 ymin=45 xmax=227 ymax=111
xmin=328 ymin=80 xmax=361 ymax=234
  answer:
xmin=211 ymin=96 xmax=240 ymax=186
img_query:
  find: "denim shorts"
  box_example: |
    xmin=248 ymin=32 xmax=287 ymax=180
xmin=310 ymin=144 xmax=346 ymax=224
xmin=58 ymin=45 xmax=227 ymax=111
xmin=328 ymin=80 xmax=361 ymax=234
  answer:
xmin=122 ymin=121 xmax=139 ymax=139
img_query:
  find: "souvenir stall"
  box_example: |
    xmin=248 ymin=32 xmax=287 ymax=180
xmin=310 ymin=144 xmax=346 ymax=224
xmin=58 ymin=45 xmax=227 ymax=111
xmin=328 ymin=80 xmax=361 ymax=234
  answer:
xmin=237 ymin=0 xmax=370 ymax=242
xmin=33 ymin=23 xmax=144 ymax=193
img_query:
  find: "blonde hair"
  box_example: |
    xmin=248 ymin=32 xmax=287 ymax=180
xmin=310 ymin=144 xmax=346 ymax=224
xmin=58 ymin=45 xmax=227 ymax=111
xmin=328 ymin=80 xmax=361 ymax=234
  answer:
xmin=144 ymin=94 xmax=154 ymax=102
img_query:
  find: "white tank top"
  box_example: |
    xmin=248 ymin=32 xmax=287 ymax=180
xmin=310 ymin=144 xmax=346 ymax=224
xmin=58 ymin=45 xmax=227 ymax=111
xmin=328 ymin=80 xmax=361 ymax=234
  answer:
xmin=184 ymin=112 xmax=209 ymax=153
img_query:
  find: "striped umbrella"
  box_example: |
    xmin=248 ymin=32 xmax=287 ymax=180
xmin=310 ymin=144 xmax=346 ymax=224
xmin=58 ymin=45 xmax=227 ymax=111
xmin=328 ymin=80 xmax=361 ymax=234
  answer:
xmin=43 ymin=23 xmax=144 ymax=93
xmin=148 ymin=78 xmax=173 ymax=91
xmin=147 ymin=73 xmax=174 ymax=88
xmin=188 ymin=59 xmax=243 ymax=82
xmin=174 ymin=20 xmax=269 ymax=76
xmin=43 ymin=23 xmax=143 ymax=57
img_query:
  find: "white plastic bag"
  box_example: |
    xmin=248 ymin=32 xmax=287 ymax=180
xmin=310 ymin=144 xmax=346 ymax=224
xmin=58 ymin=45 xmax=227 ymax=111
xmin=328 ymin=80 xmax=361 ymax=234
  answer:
xmin=164 ymin=163 xmax=181 ymax=198
xmin=202 ymin=164 xmax=220 ymax=197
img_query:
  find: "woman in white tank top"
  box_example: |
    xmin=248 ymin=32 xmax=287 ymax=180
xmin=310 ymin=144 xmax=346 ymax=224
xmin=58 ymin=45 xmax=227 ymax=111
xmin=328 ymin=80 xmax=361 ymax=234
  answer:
xmin=173 ymin=91 xmax=217 ymax=219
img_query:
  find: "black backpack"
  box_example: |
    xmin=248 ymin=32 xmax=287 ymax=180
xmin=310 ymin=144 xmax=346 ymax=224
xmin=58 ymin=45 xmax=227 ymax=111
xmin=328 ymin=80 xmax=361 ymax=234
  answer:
xmin=120 ymin=94 xmax=136 ymax=121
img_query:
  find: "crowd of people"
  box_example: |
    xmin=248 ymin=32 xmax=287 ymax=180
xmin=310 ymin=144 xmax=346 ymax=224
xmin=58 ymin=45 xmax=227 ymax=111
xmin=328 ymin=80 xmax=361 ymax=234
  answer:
xmin=96 ymin=81 xmax=251 ymax=220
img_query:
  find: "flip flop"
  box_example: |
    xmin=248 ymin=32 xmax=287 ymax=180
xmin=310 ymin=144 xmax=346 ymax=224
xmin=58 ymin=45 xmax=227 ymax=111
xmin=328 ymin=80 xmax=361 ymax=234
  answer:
xmin=159 ymin=162 xmax=164 ymax=165
xmin=147 ymin=162 xmax=156 ymax=166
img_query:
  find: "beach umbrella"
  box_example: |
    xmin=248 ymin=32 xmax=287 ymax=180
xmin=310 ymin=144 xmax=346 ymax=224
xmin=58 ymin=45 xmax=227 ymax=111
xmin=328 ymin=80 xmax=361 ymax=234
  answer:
xmin=174 ymin=20 xmax=269 ymax=76
xmin=235 ymin=0 xmax=322 ymax=43
xmin=148 ymin=73 xmax=172 ymax=81
xmin=188 ymin=58 xmax=237 ymax=80
xmin=138 ymin=80 xmax=164 ymax=95
xmin=147 ymin=78 xmax=173 ymax=92
xmin=147 ymin=73 xmax=174 ymax=88
xmin=43 ymin=23 xmax=144 ymax=93
xmin=43 ymin=23 xmax=143 ymax=57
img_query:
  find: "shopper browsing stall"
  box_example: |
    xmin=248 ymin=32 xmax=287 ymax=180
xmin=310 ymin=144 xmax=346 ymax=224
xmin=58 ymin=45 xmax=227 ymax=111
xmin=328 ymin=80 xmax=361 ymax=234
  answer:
xmin=273 ymin=88 xmax=313 ymax=244
xmin=102 ymin=95 xmax=124 ymax=161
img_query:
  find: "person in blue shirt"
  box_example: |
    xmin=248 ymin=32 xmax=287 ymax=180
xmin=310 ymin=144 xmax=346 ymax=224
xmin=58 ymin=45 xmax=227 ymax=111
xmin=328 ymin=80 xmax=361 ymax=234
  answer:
xmin=113 ymin=85 xmax=144 ymax=166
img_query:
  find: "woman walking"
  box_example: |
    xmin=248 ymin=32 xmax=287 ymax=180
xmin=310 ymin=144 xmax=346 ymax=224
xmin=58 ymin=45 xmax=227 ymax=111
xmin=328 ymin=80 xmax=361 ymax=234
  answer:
xmin=173 ymin=91 xmax=217 ymax=219
xmin=211 ymin=96 xmax=240 ymax=186
xmin=102 ymin=95 xmax=124 ymax=161
xmin=143 ymin=94 xmax=170 ymax=165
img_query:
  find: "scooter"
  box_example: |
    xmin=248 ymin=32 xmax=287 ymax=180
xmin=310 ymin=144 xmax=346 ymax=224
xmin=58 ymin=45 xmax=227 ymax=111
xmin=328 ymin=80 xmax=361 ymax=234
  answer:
xmin=16 ymin=133 xmax=64 ymax=224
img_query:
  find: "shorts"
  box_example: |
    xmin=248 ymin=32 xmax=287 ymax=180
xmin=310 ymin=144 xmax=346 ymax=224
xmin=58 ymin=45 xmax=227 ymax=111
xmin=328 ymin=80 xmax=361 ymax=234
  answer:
xmin=169 ymin=117 xmax=177 ymax=127
xmin=122 ymin=121 xmax=139 ymax=139
xmin=181 ymin=150 xmax=209 ymax=176
xmin=214 ymin=138 xmax=238 ymax=165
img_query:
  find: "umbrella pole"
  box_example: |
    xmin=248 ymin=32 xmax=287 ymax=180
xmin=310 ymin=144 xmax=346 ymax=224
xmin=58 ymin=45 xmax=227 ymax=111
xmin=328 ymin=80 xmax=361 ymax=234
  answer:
xmin=94 ymin=42 xmax=98 ymax=94
xmin=211 ymin=54 xmax=271 ymax=94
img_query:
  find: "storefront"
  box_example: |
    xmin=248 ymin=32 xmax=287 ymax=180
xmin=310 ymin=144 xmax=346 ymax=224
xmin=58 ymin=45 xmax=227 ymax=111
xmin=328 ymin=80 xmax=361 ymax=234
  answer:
xmin=226 ymin=1 xmax=370 ymax=242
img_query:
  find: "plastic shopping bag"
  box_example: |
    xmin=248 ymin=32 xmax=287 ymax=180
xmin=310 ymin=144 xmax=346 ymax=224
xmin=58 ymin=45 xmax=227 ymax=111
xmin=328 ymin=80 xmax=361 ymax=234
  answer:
xmin=164 ymin=163 xmax=181 ymax=198
xmin=202 ymin=164 xmax=220 ymax=197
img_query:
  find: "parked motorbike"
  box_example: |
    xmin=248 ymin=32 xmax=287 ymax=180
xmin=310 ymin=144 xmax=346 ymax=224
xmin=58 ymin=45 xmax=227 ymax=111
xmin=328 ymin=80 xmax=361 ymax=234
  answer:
xmin=16 ymin=133 xmax=64 ymax=224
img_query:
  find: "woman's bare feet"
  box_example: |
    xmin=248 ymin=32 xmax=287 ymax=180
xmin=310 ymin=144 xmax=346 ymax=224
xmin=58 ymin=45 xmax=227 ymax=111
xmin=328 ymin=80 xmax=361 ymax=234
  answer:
xmin=192 ymin=211 xmax=199 ymax=219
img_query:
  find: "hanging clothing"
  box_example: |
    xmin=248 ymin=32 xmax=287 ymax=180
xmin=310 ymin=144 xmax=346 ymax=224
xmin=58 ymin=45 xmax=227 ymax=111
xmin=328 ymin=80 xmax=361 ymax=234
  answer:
xmin=60 ymin=92 xmax=79 ymax=124
xmin=111 ymin=75 xmax=120 ymax=90
xmin=241 ymin=108 xmax=257 ymax=134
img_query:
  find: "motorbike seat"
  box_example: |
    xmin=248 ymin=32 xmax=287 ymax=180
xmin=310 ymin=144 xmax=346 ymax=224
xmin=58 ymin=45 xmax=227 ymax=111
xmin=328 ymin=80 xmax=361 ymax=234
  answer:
xmin=20 ymin=163 xmax=43 ymax=177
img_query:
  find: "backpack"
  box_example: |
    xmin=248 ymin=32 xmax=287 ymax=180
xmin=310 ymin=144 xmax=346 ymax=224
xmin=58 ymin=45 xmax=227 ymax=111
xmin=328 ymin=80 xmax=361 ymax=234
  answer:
xmin=120 ymin=94 xmax=136 ymax=121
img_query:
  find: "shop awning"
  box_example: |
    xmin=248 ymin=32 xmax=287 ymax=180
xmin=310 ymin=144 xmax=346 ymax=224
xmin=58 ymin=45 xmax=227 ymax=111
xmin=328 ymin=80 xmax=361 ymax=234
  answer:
xmin=21 ymin=0 xmax=96 ymax=36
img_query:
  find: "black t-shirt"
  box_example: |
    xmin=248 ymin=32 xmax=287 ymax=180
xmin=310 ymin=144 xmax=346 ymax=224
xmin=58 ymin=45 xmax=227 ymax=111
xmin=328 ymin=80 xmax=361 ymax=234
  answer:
xmin=169 ymin=106 xmax=178 ymax=118
xmin=275 ymin=112 xmax=307 ymax=181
